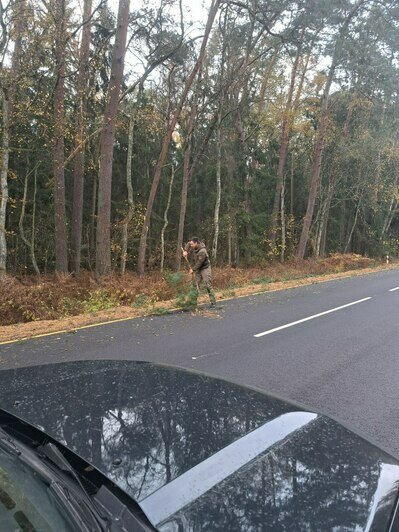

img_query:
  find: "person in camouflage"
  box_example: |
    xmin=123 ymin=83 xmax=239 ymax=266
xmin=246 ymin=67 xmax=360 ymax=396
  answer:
xmin=182 ymin=237 xmax=216 ymax=308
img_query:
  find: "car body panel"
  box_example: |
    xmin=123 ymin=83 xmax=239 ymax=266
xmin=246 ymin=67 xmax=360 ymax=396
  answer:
xmin=0 ymin=360 xmax=397 ymax=531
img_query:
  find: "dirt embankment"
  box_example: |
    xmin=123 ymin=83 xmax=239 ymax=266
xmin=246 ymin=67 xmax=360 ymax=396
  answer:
xmin=0 ymin=254 xmax=396 ymax=344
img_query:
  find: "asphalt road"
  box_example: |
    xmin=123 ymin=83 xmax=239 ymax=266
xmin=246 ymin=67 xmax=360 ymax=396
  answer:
xmin=2 ymin=267 xmax=399 ymax=457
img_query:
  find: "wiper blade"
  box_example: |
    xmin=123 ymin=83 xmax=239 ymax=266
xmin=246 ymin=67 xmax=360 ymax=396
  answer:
xmin=48 ymin=480 xmax=105 ymax=532
xmin=39 ymin=443 xmax=110 ymax=531
xmin=0 ymin=431 xmax=22 ymax=457
xmin=40 ymin=444 xmax=106 ymax=513
xmin=0 ymin=420 xmax=156 ymax=531
xmin=0 ymin=427 xmax=106 ymax=531
xmin=41 ymin=444 xmax=156 ymax=532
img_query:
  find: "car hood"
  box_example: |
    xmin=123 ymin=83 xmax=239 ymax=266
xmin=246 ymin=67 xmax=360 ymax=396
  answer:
xmin=0 ymin=360 xmax=397 ymax=531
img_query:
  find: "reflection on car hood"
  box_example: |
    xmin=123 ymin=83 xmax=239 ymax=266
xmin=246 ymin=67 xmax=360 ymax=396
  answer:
xmin=0 ymin=360 xmax=397 ymax=531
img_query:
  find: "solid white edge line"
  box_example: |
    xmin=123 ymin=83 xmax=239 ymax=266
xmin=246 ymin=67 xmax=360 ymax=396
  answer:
xmin=389 ymin=287 xmax=399 ymax=292
xmin=254 ymin=297 xmax=372 ymax=338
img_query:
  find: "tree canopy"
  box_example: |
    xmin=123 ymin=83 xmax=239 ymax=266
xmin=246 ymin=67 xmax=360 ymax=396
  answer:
xmin=1 ymin=0 xmax=399 ymax=276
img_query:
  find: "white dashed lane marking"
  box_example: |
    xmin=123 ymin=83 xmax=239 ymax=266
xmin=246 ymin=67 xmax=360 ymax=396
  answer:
xmin=254 ymin=297 xmax=372 ymax=338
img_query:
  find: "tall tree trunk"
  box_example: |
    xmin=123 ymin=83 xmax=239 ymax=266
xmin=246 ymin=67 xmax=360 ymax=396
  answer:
xmin=89 ymin=169 xmax=97 ymax=270
xmin=53 ymin=0 xmax=68 ymax=273
xmin=0 ymin=94 xmax=10 ymax=278
xmin=234 ymin=219 xmax=239 ymax=267
xmin=226 ymin=152 xmax=235 ymax=266
xmin=32 ymin=164 xmax=39 ymax=273
xmin=236 ymin=106 xmax=253 ymax=263
xmin=212 ymin=112 xmax=222 ymax=261
xmin=120 ymin=111 xmax=135 ymax=275
xmin=296 ymin=0 xmax=367 ymax=259
xmin=280 ymin=176 xmax=286 ymax=262
xmin=382 ymin=199 xmax=397 ymax=238
xmin=315 ymin=190 xmax=327 ymax=257
xmin=19 ymin=161 xmax=40 ymax=275
xmin=96 ymin=0 xmax=130 ymax=276
xmin=160 ymin=164 xmax=174 ymax=272
xmin=137 ymin=0 xmax=221 ymax=275
xmin=316 ymin=97 xmax=354 ymax=257
xmin=373 ymin=98 xmax=390 ymax=204
xmin=0 ymin=0 xmax=24 ymax=277
xmin=290 ymin=153 xmax=294 ymax=216
xmin=71 ymin=0 xmax=93 ymax=273
xmin=382 ymin=135 xmax=399 ymax=237
xmin=174 ymin=71 xmax=201 ymax=271
xmin=232 ymin=15 xmax=262 ymax=265
xmin=211 ymin=11 xmax=228 ymax=263
xmin=227 ymin=213 xmax=232 ymax=266
xmin=269 ymin=40 xmax=302 ymax=248
xmin=345 ymin=191 xmax=363 ymax=253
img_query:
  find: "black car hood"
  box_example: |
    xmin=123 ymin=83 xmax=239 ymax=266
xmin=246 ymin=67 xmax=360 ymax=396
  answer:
xmin=0 ymin=360 xmax=397 ymax=531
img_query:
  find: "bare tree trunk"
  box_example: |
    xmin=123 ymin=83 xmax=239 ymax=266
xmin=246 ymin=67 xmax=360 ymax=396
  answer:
xmin=212 ymin=112 xmax=222 ymax=261
xmin=19 ymin=161 xmax=40 ymax=275
xmin=285 ymin=50 xmax=312 ymax=223
xmin=382 ymin=199 xmax=397 ymax=237
xmin=160 ymin=164 xmax=174 ymax=272
xmin=296 ymin=0 xmax=368 ymax=259
xmin=373 ymin=100 xmax=389 ymax=204
xmin=120 ymin=111 xmax=135 ymax=274
xmin=316 ymin=99 xmax=354 ymax=257
xmin=96 ymin=0 xmax=130 ymax=276
xmin=0 ymin=0 xmax=24 ymax=277
xmin=382 ymin=198 xmax=395 ymax=236
xmin=137 ymin=0 xmax=221 ymax=275
xmin=315 ymin=191 xmax=327 ymax=257
xmin=293 ymin=52 xmax=312 ymax=113
xmin=345 ymin=192 xmax=363 ymax=253
xmin=89 ymin=169 xmax=97 ymax=270
xmin=32 ymin=165 xmax=39 ymax=273
xmin=71 ymin=0 xmax=93 ymax=273
xmin=269 ymin=40 xmax=302 ymax=248
xmin=280 ymin=176 xmax=286 ymax=262
xmin=211 ymin=10 xmax=229 ymax=263
xmin=0 ymin=94 xmax=10 ymax=278
xmin=382 ymin=135 xmax=399 ymax=237
xmin=53 ymin=0 xmax=69 ymax=273
xmin=227 ymin=213 xmax=232 ymax=266
xmin=226 ymin=152 xmax=235 ymax=266
xmin=234 ymin=220 xmax=239 ymax=267
xmin=236 ymin=106 xmax=253 ymax=263
xmin=290 ymin=153 xmax=294 ymax=216
xmin=174 ymin=71 xmax=201 ymax=271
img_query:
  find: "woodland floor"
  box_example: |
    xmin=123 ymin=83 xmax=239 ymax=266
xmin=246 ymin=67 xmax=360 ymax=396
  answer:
xmin=1 ymin=254 xmax=397 ymax=343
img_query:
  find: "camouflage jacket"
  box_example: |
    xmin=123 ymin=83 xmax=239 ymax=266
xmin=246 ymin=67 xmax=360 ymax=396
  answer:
xmin=185 ymin=242 xmax=211 ymax=271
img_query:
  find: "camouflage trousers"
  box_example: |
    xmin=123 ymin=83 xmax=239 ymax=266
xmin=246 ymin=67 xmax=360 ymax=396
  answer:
xmin=193 ymin=267 xmax=216 ymax=305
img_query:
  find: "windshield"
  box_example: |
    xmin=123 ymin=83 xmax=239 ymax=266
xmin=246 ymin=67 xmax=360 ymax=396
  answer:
xmin=0 ymin=445 xmax=75 ymax=532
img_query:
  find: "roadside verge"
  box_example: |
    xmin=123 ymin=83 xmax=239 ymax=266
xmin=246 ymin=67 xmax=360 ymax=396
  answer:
xmin=1 ymin=261 xmax=397 ymax=345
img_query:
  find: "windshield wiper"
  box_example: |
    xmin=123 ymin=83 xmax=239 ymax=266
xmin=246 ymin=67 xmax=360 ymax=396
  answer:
xmin=0 ymin=423 xmax=155 ymax=532
xmin=38 ymin=441 xmax=156 ymax=531
xmin=0 ymin=426 xmax=106 ymax=531
xmin=38 ymin=442 xmax=108 ymax=528
xmin=48 ymin=480 xmax=105 ymax=532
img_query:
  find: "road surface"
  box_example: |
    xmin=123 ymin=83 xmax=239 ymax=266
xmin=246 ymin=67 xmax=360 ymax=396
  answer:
xmin=1 ymin=267 xmax=399 ymax=457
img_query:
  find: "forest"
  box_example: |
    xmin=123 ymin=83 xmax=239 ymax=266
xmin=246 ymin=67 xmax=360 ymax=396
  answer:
xmin=1 ymin=0 xmax=399 ymax=279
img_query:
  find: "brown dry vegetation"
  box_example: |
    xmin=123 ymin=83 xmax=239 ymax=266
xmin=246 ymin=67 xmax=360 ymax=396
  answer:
xmin=0 ymin=254 xmax=395 ymax=343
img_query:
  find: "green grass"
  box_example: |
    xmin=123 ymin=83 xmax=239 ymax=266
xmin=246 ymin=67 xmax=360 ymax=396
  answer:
xmin=251 ymin=277 xmax=276 ymax=285
xmin=132 ymin=293 xmax=150 ymax=308
xmin=82 ymin=290 xmax=119 ymax=313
